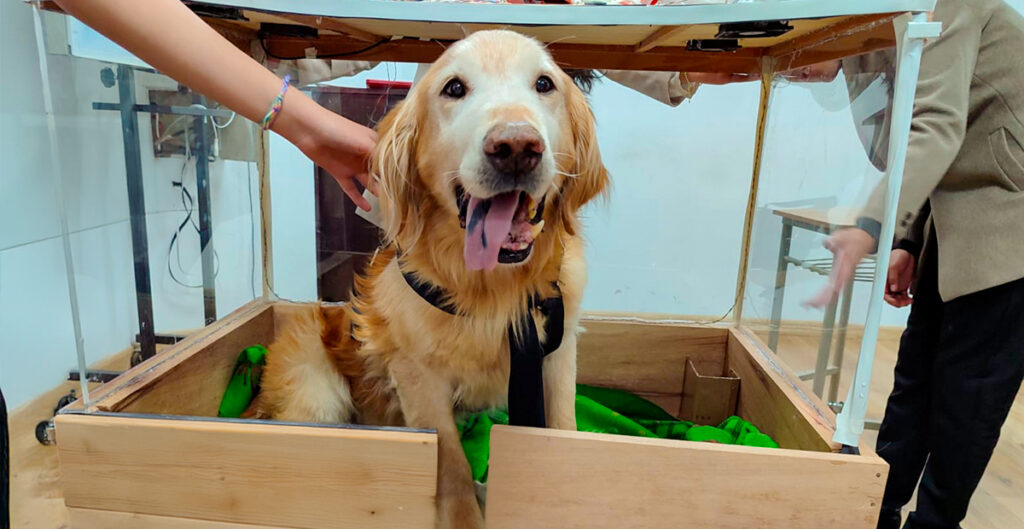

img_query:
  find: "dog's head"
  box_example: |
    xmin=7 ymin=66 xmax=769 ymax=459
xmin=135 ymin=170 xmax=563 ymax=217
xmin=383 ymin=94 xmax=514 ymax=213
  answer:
xmin=371 ymin=30 xmax=609 ymax=272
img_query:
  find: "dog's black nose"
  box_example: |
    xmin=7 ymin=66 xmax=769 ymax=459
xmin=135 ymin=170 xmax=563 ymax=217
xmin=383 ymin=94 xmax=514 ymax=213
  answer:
xmin=484 ymin=123 xmax=544 ymax=176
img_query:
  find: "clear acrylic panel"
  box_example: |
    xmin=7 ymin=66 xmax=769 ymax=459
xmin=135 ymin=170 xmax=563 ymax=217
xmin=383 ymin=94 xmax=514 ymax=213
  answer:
xmin=14 ymin=10 xmax=262 ymax=412
xmin=739 ymin=47 xmax=900 ymax=406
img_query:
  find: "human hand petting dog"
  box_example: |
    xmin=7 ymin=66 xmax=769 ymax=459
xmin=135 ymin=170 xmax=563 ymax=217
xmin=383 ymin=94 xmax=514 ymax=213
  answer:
xmin=273 ymin=95 xmax=378 ymax=211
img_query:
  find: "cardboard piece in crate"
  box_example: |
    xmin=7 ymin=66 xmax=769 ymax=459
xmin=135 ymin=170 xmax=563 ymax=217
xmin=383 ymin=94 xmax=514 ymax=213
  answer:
xmin=679 ymin=358 xmax=740 ymax=426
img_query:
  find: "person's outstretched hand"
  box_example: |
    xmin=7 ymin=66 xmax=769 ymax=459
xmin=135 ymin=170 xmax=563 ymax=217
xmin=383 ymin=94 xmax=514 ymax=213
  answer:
xmin=805 ymin=228 xmax=876 ymax=308
xmin=884 ymin=249 xmax=916 ymax=307
xmin=276 ymin=95 xmax=378 ymax=211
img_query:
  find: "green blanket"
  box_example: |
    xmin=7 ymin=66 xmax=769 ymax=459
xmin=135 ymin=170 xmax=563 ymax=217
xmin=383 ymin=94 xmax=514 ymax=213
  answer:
xmin=457 ymin=384 xmax=779 ymax=483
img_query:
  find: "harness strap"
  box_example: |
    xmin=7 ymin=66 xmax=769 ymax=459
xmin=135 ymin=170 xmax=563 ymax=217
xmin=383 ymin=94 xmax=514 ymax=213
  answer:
xmin=391 ymin=252 xmax=564 ymax=428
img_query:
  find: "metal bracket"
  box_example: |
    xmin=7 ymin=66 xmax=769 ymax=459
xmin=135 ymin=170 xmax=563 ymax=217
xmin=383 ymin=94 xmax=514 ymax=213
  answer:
xmin=67 ymin=370 xmax=123 ymax=384
xmin=716 ymin=21 xmax=793 ymax=40
xmin=687 ymin=38 xmax=741 ymax=52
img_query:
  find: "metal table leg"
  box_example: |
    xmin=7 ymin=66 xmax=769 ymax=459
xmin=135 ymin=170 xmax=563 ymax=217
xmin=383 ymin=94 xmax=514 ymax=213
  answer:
xmin=193 ymin=106 xmax=217 ymax=325
xmin=115 ymin=65 xmax=157 ymax=364
xmin=768 ymin=220 xmax=793 ymax=351
xmin=812 ymin=287 xmax=840 ymax=397
xmin=829 ymin=278 xmax=856 ymax=403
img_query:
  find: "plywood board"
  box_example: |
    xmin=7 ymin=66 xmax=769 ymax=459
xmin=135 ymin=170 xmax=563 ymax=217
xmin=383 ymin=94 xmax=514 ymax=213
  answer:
xmin=56 ymin=413 xmax=437 ymax=529
xmin=110 ymin=300 xmax=272 ymax=415
xmin=486 ymin=426 xmax=887 ymax=529
xmin=69 ymin=508 xmax=292 ymax=529
xmin=727 ymin=326 xmax=837 ymax=452
xmin=576 ymin=319 xmax=728 ymax=395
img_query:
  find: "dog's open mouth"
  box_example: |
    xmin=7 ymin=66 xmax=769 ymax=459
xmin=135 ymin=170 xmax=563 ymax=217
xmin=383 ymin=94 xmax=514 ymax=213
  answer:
xmin=456 ymin=186 xmax=545 ymax=270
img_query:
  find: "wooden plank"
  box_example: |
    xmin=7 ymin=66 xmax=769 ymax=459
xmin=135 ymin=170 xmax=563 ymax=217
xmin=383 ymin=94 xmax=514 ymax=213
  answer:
xmin=727 ymin=326 xmax=837 ymax=452
xmin=577 ymin=319 xmax=728 ymax=395
xmin=83 ymin=299 xmax=273 ymax=414
xmin=273 ymin=14 xmax=381 ymax=43
xmin=69 ymin=508 xmax=292 ymax=529
xmin=487 ymin=426 xmax=887 ymax=529
xmin=634 ymin=25 xmax=692 ymax=53
xmin=768 ymin=13 xmax=896 ymax=58
xmin=634 ymin=393 xmax=682 ymax=417
xmin=770 ymin=13 xmax=899 ymax=72
xmin=257 ymin=35 xmax=765 ymax=73
xmin=55 ymin=414 xmax=437 ymax=529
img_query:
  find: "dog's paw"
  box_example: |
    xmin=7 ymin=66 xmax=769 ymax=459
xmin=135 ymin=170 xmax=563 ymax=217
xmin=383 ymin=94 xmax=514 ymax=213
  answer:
xmin=436 ymin=493 xmax=485 ymax=529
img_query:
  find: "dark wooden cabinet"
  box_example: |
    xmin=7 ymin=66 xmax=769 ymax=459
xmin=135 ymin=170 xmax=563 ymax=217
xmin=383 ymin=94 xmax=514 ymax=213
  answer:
xmin=311 ymin=83 xmax=410 ymax=301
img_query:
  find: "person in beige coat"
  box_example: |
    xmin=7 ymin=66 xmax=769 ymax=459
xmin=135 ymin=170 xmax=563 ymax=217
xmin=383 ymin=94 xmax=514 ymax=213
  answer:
xmin=812 ymin=1 xmax=1024 ymax=528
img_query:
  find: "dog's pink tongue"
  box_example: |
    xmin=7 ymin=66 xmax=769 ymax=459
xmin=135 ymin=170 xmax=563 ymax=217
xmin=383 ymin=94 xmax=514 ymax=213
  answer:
xmin=464 ymin=191 xmax=519 ymax=271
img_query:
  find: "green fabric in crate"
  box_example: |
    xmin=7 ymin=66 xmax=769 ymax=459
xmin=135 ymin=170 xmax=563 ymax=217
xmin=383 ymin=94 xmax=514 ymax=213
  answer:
xmin=457 ymin=384 xmax=778 ymax=483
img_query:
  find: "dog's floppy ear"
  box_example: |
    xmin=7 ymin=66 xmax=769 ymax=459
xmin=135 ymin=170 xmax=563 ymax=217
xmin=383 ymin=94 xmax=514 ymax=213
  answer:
xmin=370 ymin=93 xmax=424 ymax=245
xmin=557 ymin=73 xmax=610 ymax=236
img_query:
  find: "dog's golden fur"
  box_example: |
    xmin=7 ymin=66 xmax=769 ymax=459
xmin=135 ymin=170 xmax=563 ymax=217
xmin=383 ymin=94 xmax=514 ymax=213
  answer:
xmin=245 ymin=30 xmax=609 ymax=528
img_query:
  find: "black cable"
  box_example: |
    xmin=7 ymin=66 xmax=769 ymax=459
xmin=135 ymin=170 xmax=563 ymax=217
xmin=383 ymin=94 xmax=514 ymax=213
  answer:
xmin=1 ymin=385 xmax=9 ymax=529
xmin=259 ymin=37 xmax=392 ymax=61
xmin=168 ymin=149 xmax=220 ymax=289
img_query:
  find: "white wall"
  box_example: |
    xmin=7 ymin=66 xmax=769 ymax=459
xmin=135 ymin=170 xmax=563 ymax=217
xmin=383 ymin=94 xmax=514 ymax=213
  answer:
xmin=0 ymin=4 xmax=260 ymax=409
xmin=282 ymin=63 xmax=911 ymax=329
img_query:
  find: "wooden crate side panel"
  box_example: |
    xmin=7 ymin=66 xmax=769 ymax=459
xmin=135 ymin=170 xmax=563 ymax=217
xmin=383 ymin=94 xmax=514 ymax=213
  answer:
xmin=56 ymin=414 xmax=437 ymax=529
xmin=117 ymin=303 xmax=275 ymax=416
xmin=486 ymin=426 xmax=887 ymax=529
xmin=576 ymin=320 xmax=728 ymax=396
xmin=65 ymin=300 xmax=271 ymax=412
xmin=727 ymin=327 xmax=837 ymax=452
xmin=69 ymin=508 xmax=297 ymax=529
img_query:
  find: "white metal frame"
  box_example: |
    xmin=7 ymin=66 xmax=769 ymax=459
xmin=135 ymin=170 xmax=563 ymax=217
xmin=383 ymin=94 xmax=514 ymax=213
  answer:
xmin=833 ymin=12 xmax=940 ymax=447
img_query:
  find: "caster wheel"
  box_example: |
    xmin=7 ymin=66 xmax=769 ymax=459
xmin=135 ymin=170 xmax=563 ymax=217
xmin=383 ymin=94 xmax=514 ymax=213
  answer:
xmin=35 ymin=420 xmax=55 ymax=445
xmin=55 ymin=391 xmax=77 ymax=414
xmin=840 ymin=444 xmax=861 ymax=455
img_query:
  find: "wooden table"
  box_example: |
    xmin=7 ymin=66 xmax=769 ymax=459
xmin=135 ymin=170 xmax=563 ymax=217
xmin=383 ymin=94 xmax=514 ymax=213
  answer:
xmin=769 ymin=207 xmax=877 ymax=405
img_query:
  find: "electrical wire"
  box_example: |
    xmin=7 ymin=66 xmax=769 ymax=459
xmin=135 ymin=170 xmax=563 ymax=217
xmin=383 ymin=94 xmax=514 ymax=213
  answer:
xmin=167 ymin=130 xmax=221 ymax=289
xmin=259 ymin=37 xmax=394 ymax=61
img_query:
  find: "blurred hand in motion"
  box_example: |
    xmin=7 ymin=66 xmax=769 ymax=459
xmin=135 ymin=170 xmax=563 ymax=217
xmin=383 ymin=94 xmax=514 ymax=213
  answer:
xmin=884 ymin=249 xmax=917 ymax=307
xmin=805 ymin=228 xmax=876 ymax=308
xmin=685 ymin=72 xmax=762 ymax=85
xmin=779 ymin=60 xmax=842 ymax=83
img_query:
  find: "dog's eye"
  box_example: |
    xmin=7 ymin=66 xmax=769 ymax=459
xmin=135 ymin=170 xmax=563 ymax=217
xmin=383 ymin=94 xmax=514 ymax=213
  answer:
xmin=442 ymin=78 xmax=466 ymax=99
xmin=535 ymin=75 xmax=555 ymax=94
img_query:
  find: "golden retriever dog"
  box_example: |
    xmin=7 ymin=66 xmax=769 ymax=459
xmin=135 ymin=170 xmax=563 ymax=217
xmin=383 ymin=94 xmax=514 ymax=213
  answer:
xmin=246 ymin=30 xmax=609 ymax=528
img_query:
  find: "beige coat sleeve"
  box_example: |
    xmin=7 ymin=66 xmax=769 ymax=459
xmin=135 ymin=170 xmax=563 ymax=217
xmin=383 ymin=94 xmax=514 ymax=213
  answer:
xmin=600 ymin=70 xmax=697 ymax=107
xmin=858 ymin=0 xmax=981 ymax=241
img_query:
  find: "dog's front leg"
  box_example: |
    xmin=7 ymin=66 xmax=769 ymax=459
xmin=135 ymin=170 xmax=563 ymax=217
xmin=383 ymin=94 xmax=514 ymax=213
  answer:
xmin=390 ymin=360 xmax=484 ymax=529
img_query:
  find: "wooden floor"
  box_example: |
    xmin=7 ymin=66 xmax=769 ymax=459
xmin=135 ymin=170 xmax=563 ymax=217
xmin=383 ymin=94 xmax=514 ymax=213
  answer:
xmin=9 ymin=330 xmax=1024 ymax=528
xmin=755 ymin=324 xmax=1024 ymax=529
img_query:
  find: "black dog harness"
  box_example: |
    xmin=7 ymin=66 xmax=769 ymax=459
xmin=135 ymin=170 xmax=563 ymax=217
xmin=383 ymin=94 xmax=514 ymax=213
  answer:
xmin=398 ymin=265 xmax=564 ymax=428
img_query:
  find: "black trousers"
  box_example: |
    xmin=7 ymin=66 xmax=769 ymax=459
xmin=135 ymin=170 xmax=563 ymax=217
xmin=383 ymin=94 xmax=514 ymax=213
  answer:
xmin=876 ymin=250 xmax=1024 ymax=529
xmin=2 ymin=385 xmax=9 ymax=529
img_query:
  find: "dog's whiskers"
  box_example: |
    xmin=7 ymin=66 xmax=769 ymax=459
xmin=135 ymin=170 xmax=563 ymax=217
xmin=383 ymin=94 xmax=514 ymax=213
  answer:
xmin=544 ymin=35 xmax=578 ymax=48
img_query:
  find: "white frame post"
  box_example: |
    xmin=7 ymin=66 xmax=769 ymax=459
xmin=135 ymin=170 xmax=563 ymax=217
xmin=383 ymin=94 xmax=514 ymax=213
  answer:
xmin=833 ymin=12 xmax=941 ymax=449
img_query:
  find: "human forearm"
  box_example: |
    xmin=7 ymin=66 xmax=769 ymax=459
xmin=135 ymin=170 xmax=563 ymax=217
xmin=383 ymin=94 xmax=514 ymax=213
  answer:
xmin=54 ymin=0 xmax=292 ymax=128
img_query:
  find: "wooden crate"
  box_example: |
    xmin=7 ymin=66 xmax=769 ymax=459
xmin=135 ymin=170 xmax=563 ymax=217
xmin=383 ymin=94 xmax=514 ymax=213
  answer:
xmin=56 ymin=299 xmax=885 ymax=528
